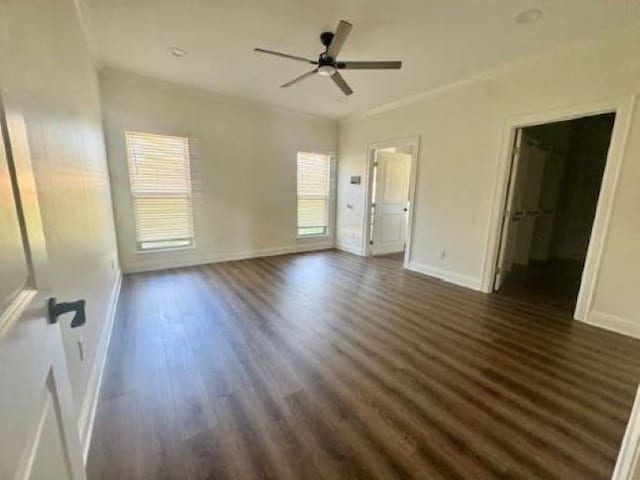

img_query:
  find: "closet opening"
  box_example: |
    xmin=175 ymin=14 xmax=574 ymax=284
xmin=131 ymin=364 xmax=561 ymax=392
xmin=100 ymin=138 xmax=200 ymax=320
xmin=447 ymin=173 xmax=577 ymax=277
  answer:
xmin=493 ymin=113 xmax=615 ymax=313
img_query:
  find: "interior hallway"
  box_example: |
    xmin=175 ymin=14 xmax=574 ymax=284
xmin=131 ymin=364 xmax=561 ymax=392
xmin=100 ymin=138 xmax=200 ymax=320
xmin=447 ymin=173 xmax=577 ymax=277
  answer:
xmin=87 ymin=250 xmax=640 ymax=480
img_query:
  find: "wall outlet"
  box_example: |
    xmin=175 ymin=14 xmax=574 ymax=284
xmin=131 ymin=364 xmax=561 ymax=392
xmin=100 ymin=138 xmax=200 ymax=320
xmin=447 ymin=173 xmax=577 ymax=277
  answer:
xmin=438 ymin=249 xmax=446 ymax=260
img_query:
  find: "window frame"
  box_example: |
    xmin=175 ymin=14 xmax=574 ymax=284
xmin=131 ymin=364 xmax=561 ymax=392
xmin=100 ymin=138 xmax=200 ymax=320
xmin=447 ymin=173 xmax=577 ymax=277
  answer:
xmin=124 ymin=131 xmax=196 ymax=253
xmin=296 ymin=151 xmax=334 ymax=239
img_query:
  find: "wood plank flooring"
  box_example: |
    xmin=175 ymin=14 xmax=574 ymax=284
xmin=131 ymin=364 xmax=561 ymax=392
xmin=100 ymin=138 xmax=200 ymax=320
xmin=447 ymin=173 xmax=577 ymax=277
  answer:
xmin=498 ymin=259 xmax=585 ymax=313
xmin=87 ymin=250 xmax=640 ymax=479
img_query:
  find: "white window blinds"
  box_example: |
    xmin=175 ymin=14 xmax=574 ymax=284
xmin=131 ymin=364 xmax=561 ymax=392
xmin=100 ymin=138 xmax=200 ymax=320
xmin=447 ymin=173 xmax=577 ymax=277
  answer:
xmin=297 ymin=152 xmax=331 ymax=236
xmin=125 ymin=131 xmax=194 ymax=250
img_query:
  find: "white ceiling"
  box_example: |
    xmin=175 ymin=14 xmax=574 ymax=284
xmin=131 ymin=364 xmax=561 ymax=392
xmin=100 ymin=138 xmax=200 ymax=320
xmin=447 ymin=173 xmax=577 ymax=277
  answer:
xmin=85 ymin=0 xmax=640 ymax=118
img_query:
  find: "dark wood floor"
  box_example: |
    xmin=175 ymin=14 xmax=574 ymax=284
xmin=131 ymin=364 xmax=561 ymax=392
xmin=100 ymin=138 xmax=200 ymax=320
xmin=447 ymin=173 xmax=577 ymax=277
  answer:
xmin=498 ymin=259 xmax=585 ymax=313
xmin=87 ymin=250 xmax=640 ymax=480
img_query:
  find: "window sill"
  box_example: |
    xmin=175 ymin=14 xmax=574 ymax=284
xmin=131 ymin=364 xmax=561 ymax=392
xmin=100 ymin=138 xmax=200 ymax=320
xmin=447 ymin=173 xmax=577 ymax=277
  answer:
xmin=135 ymin=245 xmax=195 ymax=255
xmin=296 ymin=234 xmax=330 ymax=240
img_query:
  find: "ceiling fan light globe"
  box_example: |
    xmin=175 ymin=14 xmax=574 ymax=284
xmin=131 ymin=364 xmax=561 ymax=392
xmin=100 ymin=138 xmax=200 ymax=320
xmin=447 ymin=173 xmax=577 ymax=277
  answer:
xmin=317 ymin=65 xmax=336 ymax=76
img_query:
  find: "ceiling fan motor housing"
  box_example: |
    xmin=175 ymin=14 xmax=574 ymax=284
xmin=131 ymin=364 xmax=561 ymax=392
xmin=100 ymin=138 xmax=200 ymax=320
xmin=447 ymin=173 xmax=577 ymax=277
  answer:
xmin=320 ymin=31 xmax=335 ymax=48
xmin=318 ymin=52 xmax=335 ymax=66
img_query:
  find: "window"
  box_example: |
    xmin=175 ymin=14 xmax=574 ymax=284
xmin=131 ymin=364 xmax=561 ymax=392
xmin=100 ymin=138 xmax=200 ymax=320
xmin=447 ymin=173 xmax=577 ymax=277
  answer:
xmin=125 ymin=131 xmax=194 ymax=251
xmin=297 ymin=151 xmax=331 ymax=237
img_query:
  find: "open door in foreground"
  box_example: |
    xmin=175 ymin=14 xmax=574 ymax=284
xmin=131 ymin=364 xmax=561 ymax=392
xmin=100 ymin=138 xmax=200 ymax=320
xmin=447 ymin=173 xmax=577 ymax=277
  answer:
xmin=0 ymin=102 xmax=86 ymax=479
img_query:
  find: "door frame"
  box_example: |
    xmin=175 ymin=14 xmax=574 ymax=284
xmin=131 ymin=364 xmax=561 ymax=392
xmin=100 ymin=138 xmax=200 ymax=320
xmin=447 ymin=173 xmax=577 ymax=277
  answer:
xmin=481 ymin=95 xmax=636 ymax=321
xmin=612 ymin=385 xmax=640 ymax=480
xmin=361 ymin=135 xmax=420 ymax=268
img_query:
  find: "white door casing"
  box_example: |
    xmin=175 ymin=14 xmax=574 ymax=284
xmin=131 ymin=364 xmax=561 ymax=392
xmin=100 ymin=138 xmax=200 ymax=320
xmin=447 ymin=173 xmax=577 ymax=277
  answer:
xmin=0 ymin=100 xmax=86 ymax=480
xmin=612 ymin=386 xmax=640 ymax=480
xmin=371 ymin=151 xmax=411 ymax=255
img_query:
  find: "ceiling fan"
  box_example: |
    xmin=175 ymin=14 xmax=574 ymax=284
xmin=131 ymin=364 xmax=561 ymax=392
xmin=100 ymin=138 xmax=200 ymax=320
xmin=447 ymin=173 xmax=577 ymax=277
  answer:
xmin=254 ymin=20 xmax=402 ymax=96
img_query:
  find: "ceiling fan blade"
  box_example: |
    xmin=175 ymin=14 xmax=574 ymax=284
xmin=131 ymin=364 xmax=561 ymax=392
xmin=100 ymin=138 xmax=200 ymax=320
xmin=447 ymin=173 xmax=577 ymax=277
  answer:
xmin=254 ymin=48 xmax=317 ymax=65
xmin=281 ymin=69 xmax=318 ymax=88
xmin=337 ymin=61 xmax=402 ymax=70
xmin=326 ymin=20 xmax=352 ymax=59
xmin=331 ymin=71 xmax=353 ymax=96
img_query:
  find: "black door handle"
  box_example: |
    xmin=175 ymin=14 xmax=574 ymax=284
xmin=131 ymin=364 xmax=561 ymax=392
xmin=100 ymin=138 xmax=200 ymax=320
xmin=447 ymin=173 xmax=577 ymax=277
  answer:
xmin=48 ymin=298 xmax=86 ymax=328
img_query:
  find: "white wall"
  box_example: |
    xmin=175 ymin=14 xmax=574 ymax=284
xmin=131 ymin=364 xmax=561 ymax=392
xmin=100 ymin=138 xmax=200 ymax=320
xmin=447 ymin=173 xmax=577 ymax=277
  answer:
xmin=1 ymin=0 xmax=120 ymax=433
xmin=337 ymin=26 xmax=640 ymax=333
xmin=100 ymin=69 xmax=338 ymax=273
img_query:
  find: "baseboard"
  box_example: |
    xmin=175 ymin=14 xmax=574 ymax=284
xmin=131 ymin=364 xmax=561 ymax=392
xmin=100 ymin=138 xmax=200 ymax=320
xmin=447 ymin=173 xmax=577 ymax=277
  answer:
xmin=407 ymin=261 xmax=483 ymax=291
xmin=582 ymin=310 xmax=640 ymax=340
xmin=336 ymin=242 xmax=363 ymax=256
xmin=78 ymin=270 xmax=122 ymax=463
xmin=122 ymin=242 xmax=334 ymax=273
xmin=612 ymin=385 xmax=640 ymax=479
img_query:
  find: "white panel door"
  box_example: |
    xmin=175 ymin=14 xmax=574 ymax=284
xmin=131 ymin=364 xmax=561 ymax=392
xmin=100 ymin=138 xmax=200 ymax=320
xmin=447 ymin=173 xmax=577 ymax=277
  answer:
xmin=494 ymin=130 xmax=523 ymax=290
xmin=531 ymin=152 xmax=565 ymax=261
xmin=0 ymin=106 xmax=85 ymax=480
xmin=371 ymin=151 xmax=411 ymax=255
xmin=511 ymin=143 xmax=547 ymax=266
xmin=495 ymin=132 xmax=550 ymax=290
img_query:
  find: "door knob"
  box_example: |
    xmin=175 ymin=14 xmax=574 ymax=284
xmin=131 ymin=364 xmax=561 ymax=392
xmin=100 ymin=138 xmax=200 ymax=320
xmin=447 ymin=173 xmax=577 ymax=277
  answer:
xmin=512 ymin=210 xmax=526 ymax=220
xmin=48 ymin=298 xmax=86 ymax=328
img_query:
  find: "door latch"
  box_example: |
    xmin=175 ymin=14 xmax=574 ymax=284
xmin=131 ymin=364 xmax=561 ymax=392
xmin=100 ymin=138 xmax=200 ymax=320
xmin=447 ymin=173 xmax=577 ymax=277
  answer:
xmin=48 ymin=298 xmax=86 ymax=328
xmin=512 ymin=210 xmax=526 ymax=221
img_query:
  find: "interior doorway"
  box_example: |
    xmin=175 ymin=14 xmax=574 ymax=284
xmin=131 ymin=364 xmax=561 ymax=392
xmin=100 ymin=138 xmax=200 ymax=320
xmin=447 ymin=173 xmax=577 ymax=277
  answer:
xmin=364 ymin=137 xmax=419 ymax=265
xmin=494 ymin=113 xmax=616 ymax=312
